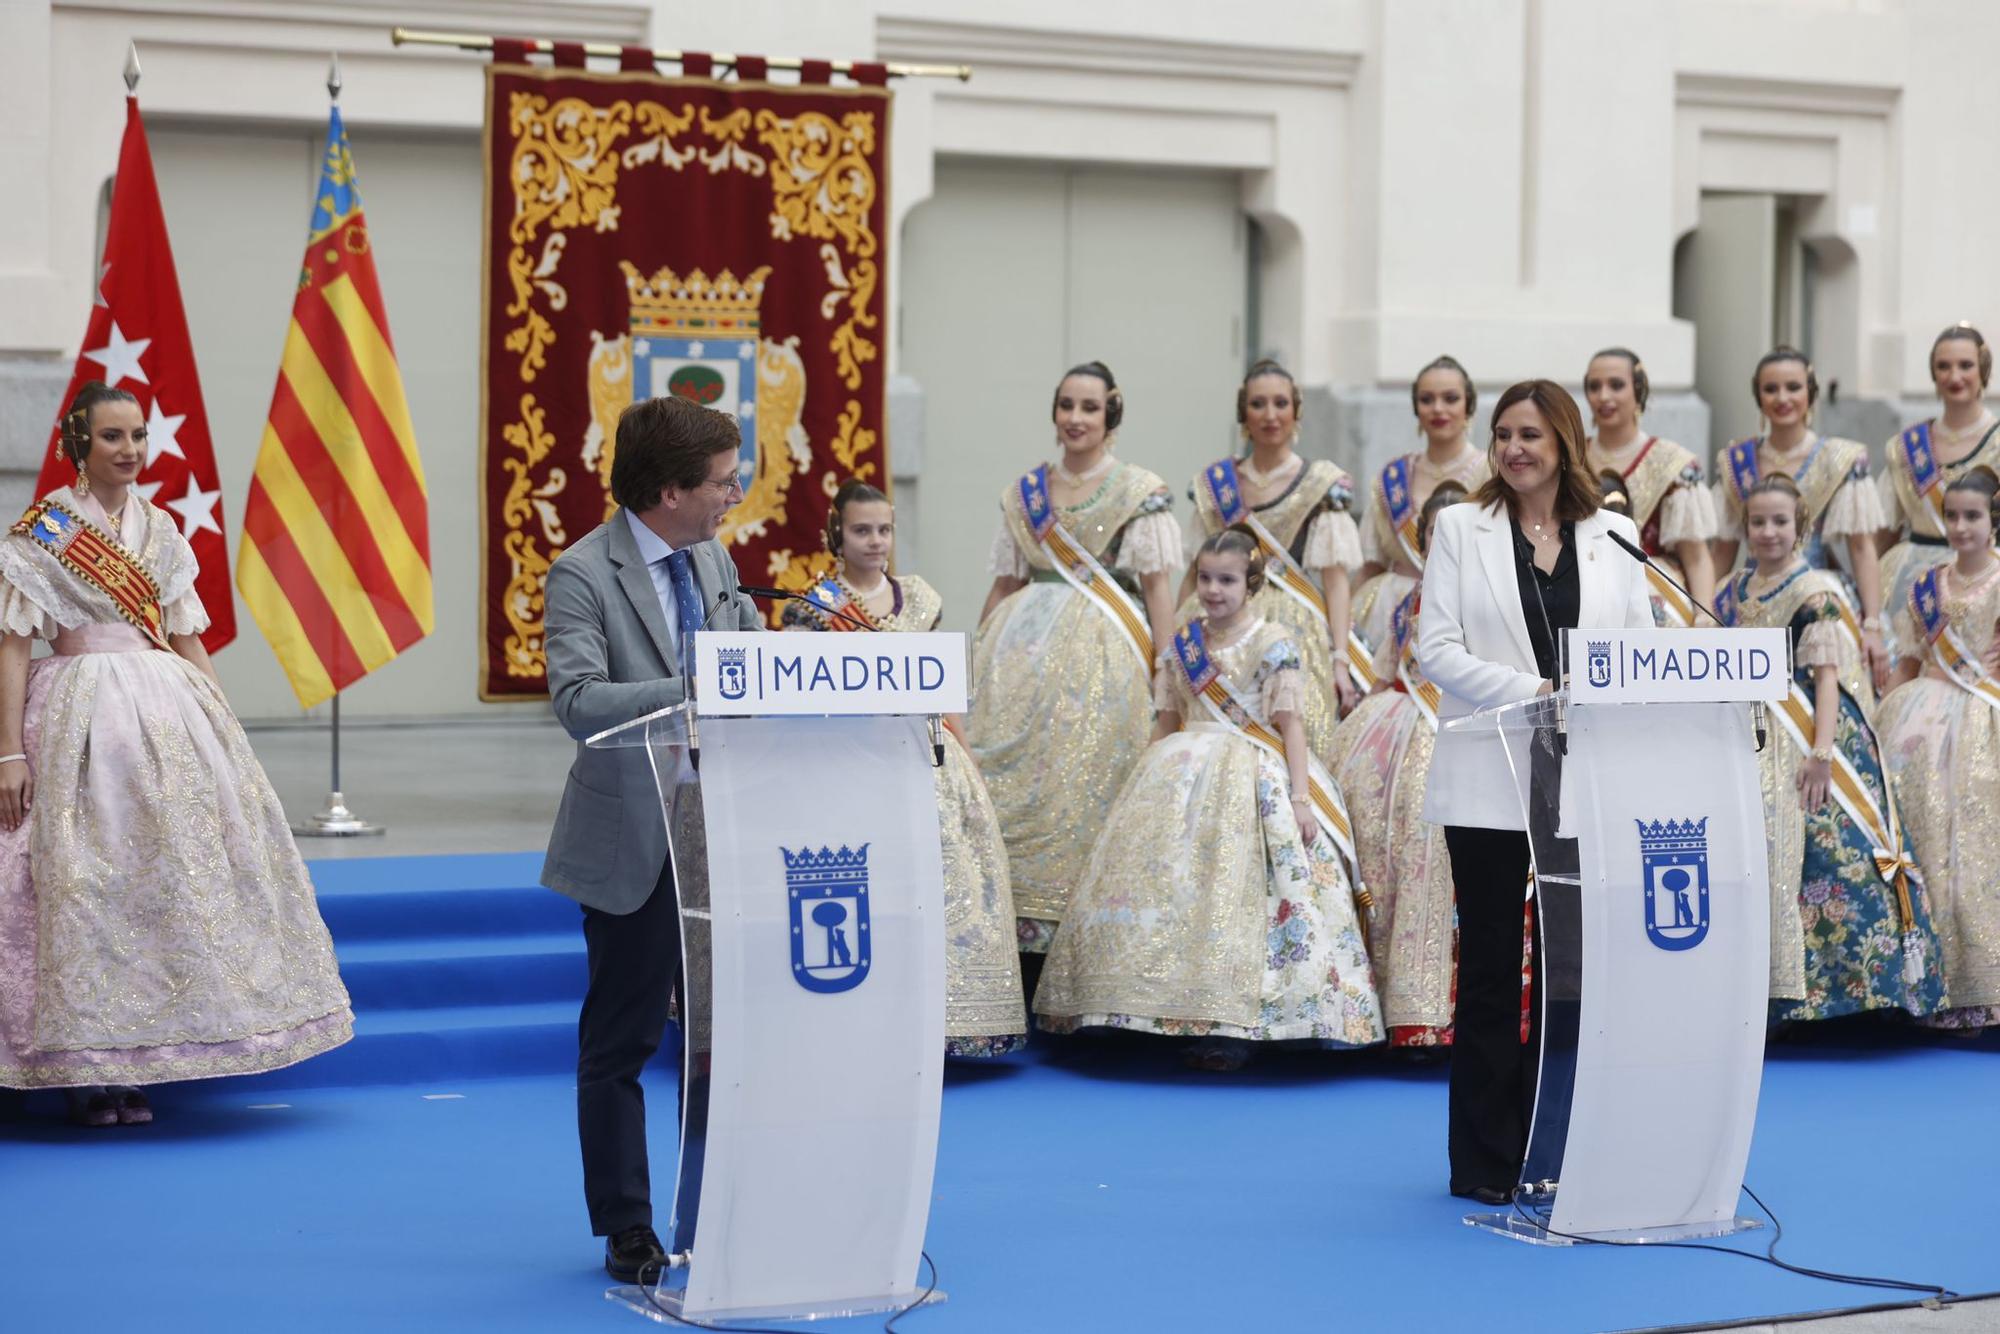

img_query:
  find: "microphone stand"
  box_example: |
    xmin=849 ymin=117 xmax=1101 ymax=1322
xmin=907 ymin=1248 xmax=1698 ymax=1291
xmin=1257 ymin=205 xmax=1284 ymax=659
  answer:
xmin=1603 ymin=529 xmax=1767 ymax=752
xmin=735 ymin=584 xmax=948 ymax=767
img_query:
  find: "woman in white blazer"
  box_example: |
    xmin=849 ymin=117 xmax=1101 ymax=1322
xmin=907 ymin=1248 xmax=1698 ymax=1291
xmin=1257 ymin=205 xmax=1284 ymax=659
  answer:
xmin=1416 ymin=379 xmax=1654 ymax=1203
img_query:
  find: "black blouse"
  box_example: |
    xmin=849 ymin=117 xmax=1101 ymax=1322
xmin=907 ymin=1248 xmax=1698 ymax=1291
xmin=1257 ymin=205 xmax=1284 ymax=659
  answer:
xmin=1512 ymin=520 xmax=1580 ymax=683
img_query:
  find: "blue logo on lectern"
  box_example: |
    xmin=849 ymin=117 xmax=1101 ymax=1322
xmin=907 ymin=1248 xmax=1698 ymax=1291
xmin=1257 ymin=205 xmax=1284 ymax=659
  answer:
xmin=1638 ymin=818 xmax=1710 ymax=951
xmin=1586 ymin=638 xmax=1614 ymax=688
xmin=784 ymin=844 xmax=872 ymax=993
xmin=717 ymin=647 xmax=748 ymax=701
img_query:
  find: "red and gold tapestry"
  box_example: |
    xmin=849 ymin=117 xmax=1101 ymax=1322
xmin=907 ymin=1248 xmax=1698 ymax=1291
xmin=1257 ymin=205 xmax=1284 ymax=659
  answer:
xmin=480 ymin=60 xmax=891 ymax=697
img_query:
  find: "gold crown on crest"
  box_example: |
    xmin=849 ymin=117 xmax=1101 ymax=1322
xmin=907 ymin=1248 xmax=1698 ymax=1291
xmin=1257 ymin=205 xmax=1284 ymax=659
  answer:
xmin=621 ymin=261 xmax=771 ymax=337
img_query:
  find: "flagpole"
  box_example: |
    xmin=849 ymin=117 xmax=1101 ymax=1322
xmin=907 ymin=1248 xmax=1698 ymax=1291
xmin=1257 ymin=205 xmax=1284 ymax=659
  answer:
xmin=288 ymin=53 xmax=384 ymax=841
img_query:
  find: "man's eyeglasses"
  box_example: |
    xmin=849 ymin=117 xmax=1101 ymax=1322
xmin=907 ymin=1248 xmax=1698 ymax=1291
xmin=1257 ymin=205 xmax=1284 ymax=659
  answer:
xmin=701 ymin=473 xmax=746 ymax=497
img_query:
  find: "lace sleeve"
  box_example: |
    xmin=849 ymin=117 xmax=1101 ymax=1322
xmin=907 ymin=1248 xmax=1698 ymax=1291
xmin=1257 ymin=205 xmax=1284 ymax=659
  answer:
xmin=162 ymin=590 xmax=211 ymax=638
xmin=1117 ymin=501 xmax=1183 ymax=577
xmin=1261 ymin=664 xmax=1307 ymax=720
xmin=1822 ymin=462 xmax=1889 ymax=538
xmin=1302 ymin=510 xmax=1363 ymax=574
xmin=1656 ymin=469 xmax=1719 ymax=546
xmin=1796 ymin=617 xmax=1845 ymax=670
xmin=986 ymin=518 xmax=1030 ymax=581
xmin=0 ymin=574 xmax=57 ymax=640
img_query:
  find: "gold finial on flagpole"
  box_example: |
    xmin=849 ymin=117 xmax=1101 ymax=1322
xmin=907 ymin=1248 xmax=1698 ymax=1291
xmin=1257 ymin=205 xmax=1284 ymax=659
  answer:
xmin=123 ymin=42 xmax=142 ymax=94
xmin=327 ymin=52 xmax=343 ymax=102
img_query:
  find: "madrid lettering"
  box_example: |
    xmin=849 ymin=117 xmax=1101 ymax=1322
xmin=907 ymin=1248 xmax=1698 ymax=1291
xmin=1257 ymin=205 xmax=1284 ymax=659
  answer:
xmin=1626 ymin=645 xmax=1774 ymax=683
xmin=767 ymin=652 xmax=947 ymax=695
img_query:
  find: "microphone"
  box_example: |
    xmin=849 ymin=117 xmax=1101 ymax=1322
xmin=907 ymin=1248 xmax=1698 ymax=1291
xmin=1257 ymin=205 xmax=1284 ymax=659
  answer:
xmin=736 ymin=584 xmax=879 ymax=633
xmin=1605 ymin=530 xmax=1724 ymax=628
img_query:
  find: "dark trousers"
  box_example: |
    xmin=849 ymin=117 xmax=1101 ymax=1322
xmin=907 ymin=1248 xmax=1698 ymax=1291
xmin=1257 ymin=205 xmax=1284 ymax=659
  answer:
xmin=577 ymin=858 xmax=682 ymax=1236
xmin=1443 ymin=825 xmax=1540 ymax=1193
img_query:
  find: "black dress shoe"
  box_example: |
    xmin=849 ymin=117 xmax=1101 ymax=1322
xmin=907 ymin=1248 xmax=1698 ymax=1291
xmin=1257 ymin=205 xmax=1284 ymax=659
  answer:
xmin=1449 ymin=1184 xmax=1514 ymax=1206
xmin=604 ymin=1224 xmax=667 ymax=1283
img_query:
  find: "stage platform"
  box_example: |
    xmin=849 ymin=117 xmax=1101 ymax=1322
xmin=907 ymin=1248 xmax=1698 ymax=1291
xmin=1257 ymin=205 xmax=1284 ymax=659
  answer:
xmin=5 ymin=723 xmax=1999 ymax=1332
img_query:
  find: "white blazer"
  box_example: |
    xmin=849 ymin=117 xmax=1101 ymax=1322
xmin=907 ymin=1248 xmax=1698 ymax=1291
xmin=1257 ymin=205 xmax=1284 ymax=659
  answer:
xmin=1418 ymin=502 xmax=1654 ymax=830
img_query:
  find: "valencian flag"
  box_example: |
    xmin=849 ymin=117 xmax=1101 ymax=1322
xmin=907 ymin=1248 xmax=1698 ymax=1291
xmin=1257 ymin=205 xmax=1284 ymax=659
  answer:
xmin=237 ymin=103 xmax=432 ymax=708
xmin=38 ymin=93 xmax=235 ymax=652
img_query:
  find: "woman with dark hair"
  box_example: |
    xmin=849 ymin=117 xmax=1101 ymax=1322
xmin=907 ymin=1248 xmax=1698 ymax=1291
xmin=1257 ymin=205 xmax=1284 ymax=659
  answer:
xmin=972 ymin=362 xmax=1181 ymax=956
xmin=1035 ymin=525 xmax=1380 ymax=1071
xmin=1353 ymin=357 xmax=1491 ymax=689
xmin=785 ymin=482 xmax=1027 ymax=1056
xmin=1415 ymin=379 xmax=1653 ymax=1202
xmin=1875 ymin=324 xmax=1999 ymax=658
xmin=0 ymin=382 xmax=351 ymax=1124
xmin=1326 ymin=482 xmax=1467 ymax=1049
xmin=1715 ymin=474 xmax=1941 ymax=1025
xmin=1711 ymin=345 xmax=1891 ymax=689
xmin=1182 ymin=359 xmax=1362 ymax=765
xmin=1877 ymin=465 xmax=2000 ymax=1030
xmin=1583 ymin=347 xmax=1717 ymax=623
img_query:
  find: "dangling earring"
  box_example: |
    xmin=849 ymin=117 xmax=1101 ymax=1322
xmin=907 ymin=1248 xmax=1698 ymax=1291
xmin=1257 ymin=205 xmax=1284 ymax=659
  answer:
xmin=72 ymin=455 xmax=87 ymax=499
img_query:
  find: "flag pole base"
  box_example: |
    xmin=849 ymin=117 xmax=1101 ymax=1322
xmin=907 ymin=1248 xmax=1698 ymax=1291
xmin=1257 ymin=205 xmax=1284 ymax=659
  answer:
xmin=291 ymin=791 xmax=386 ymax=838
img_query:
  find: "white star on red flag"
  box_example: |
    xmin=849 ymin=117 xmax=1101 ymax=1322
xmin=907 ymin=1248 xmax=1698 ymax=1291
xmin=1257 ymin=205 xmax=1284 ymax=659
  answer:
xmin=166 ymin=476 xmax=223 ymax=539
xmin=81 ymin=319 xmax=151 ymax=389
xmin=145 ymin=400 xmax=186 ymax=468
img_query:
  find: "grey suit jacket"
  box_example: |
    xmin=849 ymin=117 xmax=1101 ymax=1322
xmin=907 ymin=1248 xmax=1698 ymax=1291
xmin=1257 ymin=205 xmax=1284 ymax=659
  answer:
xmin=540 ymin=511 xmax=762 ymax=913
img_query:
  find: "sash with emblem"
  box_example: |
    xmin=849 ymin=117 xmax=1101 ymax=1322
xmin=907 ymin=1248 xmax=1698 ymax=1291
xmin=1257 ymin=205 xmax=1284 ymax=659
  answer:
xmin=1910 ymin=566 xmax=2000 ymax=713
xmin=1375 ymin=455 xmax=1423 ymax=571
xmin=11 ymin=499 xmax=169 ymax=649
xmin=1198 ymin=455 xmax=1343 ymax=637
xmin=1389 ymin=589 xmax=1441 ymax=727
xmin=803 ymin=577 xmax=872 ymax=632
xmin=1013 ymin=464 xmax=1154 ymax=672
xmin=1172 ymin=619 xmax=1372 ymax=910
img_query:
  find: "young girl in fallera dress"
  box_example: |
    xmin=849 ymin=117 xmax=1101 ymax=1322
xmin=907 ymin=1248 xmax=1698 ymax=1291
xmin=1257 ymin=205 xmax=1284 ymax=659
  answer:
xmin=1716 ymin=475 xmax=1944 ymax=1023
xmin=1181 ymin=359 xmax=1363 ymax=767
xmin=1877 ymin=466 xmax=2000 ymax=1030
xmin=971 ymin=362 xmax=1181 ymax=963
xmin=782 ymin=481 xmax=1028 ymax=1056
xmin=1326 ymin=483 xmax=1467 ymax=1049
xmin=1352 ymin=356 xmax=1491 ymax=682
xmin=1033 ymin=526 xmax=1382 ymax=1072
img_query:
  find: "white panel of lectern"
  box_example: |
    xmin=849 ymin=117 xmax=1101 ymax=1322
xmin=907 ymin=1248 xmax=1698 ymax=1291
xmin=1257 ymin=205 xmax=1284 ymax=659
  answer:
xmin=1446 ymin=626 xmax=1789 ymax=1245
xmin=585 ymin=629 xmax=964 ymax=1323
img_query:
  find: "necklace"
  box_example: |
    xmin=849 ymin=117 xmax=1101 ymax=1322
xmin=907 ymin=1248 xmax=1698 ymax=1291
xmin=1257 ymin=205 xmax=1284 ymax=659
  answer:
xmin=1054 ymin=451 xmax=1116 ymax=485
xmin=1934 ymin=411 xmax=1996 ymax=449
xmin=1205 ymin=613 xmax=1262 ymax=647
xmin=1953 ymin=554 xmax=2000 ymax=587
xmin=1238 ymin=451 xmax=1302 ymax=489
xmin=1416 ymin=440 xmax=1477 ymax=479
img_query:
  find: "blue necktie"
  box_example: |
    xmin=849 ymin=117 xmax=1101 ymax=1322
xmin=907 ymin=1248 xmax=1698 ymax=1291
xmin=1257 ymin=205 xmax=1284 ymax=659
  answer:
xmin=665 ymin=548 xmax=702 ymax=680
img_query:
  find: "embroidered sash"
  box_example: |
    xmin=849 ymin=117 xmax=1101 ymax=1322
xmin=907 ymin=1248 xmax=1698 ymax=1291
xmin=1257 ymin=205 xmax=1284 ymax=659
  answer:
xmin=1390 ymin=589 xmax=1440 ymax=728
xmin=1200 ymin=456 xmax=1336 ymax=633
xmin=804 ymin=577 xmax=871 ymax=631
xmin=11 ymin=499 xmax=169 ymax=649
xmin=1911 ymin=566 xmax=2000 ymax=713
xmin=1017 ymin=466 xmax=1153 ymax=672
xmin=1899 ymin=423 xmax=1946 ymax=533
xmin=1767 ymin=680 xmax=1922 ymax=976
xmin=1173 ymin=620 xmax=1371 ymax=909
xmin=1375 ymin=455 xmax=1424 ymax=572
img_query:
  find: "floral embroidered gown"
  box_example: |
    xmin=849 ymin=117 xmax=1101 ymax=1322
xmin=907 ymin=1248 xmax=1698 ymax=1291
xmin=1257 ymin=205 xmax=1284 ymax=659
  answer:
xmin=1875 ymin=418 xmax=2000 ymax=659
xmin=972 ymin=461 xmax=1180 ymax=952
xmin=1877 ymin=562 xmax=2000 ymax=1028
xmin=1711 ymin=434 xmax=1887 ymax=599
xmin=1325 ymin=587 xmax=1454 ymax=1046
xmin=1717 ymin=560 xmax=1944 ymax=1022
xmin=1585 ymin=434 xmax=1718 ymax=625
xmin=1181 ymin=457 xmax=1362 ymax=768
xmin=0 ymin=486 xmax=352 ymax=1088
xmin=1033 ymin=616 xmax=1382 ymax=1046
xmin=1354 ymin=448 xmax=1490 ymax=674
xmin=783 ymin=572 xmax=1028 ymax=1056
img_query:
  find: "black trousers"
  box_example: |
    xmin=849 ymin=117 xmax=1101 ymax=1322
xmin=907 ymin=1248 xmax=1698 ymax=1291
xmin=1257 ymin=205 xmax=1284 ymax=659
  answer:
xmin=577 ymin=857 xmax=682 ymax=1237
xmin=1442 ymin=825 xmax=1541 ymax=1193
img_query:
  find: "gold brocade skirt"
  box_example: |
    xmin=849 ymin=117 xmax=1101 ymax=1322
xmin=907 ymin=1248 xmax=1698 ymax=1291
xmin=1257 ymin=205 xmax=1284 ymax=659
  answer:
xmin=969 ymin=583 xmax=1154 ymax=938
xmin=1175 ymin=582 xmax=1340 ymax=769
xmin=1327 ymin=690 xmax=1454 ymax=1037
xmin=1757 ymin=723 xmax=1810 ymax=1001
xmin=1878 ymin=677 xmax=2000 ymax=1017
xmin=1033 ymin=725 xmax=1382 ymax=1045
xmin=937 ymin=732 xmax=1029 ymax=1054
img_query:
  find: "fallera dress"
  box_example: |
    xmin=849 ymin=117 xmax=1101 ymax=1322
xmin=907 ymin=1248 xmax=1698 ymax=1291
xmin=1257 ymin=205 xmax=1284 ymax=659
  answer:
xmin=0 ymin=486 xmax=351 ymax=1089
xmin=782 ymin=571 xmax=1028 ymax=1055
xmin=971 ymin=460 xmax=1180 ymax=952
xmin=1874 ymin=417 xmax=2000 ymax=660
xmin=1584 ymin=434 xmax=1718 ymax=626
xmin=1711 ymin=433 xmax=1887 ymax=605
xmin=1033 ymin=615 xmax=1382 ymax=1046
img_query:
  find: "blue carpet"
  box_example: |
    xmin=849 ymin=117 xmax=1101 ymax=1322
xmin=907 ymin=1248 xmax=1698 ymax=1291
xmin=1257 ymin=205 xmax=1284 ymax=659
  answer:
xmin=4 ymin=853 xmax=1997 ymax=1331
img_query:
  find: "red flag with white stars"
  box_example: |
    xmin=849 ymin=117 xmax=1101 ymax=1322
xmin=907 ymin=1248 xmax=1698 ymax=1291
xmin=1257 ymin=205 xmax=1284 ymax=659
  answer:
xmin=37 ymin=94 xmax=234 ymax=652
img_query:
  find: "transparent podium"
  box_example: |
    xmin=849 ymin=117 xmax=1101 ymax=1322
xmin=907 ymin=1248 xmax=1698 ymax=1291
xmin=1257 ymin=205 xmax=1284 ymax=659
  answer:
xmin=1445 ymin=682 xmax=1773 ymax=1245
xmin=585 ymin=700 xmax=948 ymax=1322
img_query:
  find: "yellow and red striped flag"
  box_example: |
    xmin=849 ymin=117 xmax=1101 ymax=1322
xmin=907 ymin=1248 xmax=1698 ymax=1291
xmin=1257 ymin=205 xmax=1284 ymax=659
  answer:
xmin=238 ymin=103 xmax=432 ymax=708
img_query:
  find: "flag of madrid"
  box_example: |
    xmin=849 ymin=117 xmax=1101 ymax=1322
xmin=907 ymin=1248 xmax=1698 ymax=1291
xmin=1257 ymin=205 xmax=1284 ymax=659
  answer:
xmin=37 ymin=94 xmax=235 ymax=652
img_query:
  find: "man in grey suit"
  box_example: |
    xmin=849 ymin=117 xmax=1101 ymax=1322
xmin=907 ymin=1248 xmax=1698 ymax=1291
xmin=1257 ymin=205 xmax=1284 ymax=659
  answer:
xmin=541 ymin=393 xmax=761 ymax=1282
